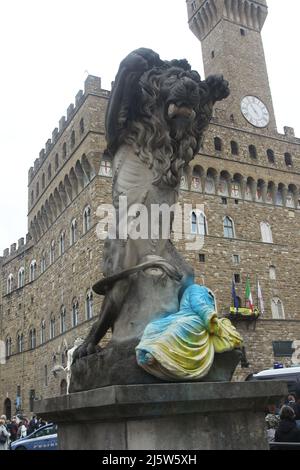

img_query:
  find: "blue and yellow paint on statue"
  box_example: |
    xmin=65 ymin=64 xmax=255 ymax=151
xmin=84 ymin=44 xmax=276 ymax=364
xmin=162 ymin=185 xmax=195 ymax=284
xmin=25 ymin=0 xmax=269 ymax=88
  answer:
xmin=136 ymin=284 xmax=243 ymax=381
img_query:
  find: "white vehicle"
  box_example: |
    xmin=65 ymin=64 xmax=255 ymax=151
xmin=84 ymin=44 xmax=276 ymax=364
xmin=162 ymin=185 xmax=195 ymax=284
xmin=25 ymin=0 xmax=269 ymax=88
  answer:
xmin=247 ymin=366 xmax=300 ymax=393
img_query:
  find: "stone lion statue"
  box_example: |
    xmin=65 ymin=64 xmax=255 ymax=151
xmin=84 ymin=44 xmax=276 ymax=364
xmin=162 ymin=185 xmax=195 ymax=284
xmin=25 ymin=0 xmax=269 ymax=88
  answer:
xmin=70 ymin=49 xmax=240 ymax=389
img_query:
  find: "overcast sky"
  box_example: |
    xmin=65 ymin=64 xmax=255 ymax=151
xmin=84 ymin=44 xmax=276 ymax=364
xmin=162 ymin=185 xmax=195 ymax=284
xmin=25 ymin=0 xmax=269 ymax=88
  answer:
xmin=0 ymin=0 xmax=299 ymax=253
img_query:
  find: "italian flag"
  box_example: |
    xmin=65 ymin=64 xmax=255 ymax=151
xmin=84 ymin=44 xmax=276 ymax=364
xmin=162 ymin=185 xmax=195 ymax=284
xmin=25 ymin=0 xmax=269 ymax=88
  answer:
xmin=245 ymin=276 xmax=254 ymax=312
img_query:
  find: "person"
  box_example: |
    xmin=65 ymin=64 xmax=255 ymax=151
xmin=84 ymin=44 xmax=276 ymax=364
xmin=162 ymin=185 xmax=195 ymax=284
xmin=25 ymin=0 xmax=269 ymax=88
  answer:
xmin=27 ymin=415 xmax=38 ymax=435
xmin=275 ymin=406 xmax=300 ymax=443
xmin=265 ymin=404 xmax=280 ymax=442
xmin=287 ymin=394 xmax=296 ymax=405
xmin=291 ymin=386 xmax=300 ymax=429
xmin=17 ymin=420 xmax=27 ymax=439
xmin=7 ymin=418 xmax=18 ymax=442
xmin=0 ymin=418 xmax=10 ymax=450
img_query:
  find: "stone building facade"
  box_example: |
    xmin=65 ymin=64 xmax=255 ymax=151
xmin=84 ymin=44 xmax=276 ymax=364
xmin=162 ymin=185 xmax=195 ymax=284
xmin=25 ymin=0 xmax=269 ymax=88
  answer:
xmin=1 ymin=0 xmax=300 ymax=418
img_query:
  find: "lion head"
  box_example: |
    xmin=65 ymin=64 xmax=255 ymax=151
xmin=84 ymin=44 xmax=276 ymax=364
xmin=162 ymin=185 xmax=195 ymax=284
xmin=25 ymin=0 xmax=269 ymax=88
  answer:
xmin=106 ymin=48 xmax=229 ymax=187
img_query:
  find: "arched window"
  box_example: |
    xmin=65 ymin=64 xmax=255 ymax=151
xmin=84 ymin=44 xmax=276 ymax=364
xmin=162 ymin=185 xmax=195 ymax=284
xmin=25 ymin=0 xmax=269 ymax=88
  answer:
xmin=261 ymin=222 xmax=273 ymax=243
xmin=191 ymin=211 xmax=207 ymax=236
xmin=269 ymin=265 xmax=276 ymax=281
xmin=50 ymin=240 xmax=55 ymax=264
xmin=231 ymin=178 xmax=241 ymax=199
xmin=214 ymin=137 xmax=222 ymax=152
xmin=219 ymin=176 xmax=229 ymax=197
xmin=230 ymin=141 xmax=239 ymax=156
xmin=70 ymin=219 xmax=77 ymax=245
xmin=80 ymin=118 xmax=85 ymax=135
xmin=276 ymin=186 xmax=284 ymax=206
xmin=71 ymin=130 xmax=76 ymax=148
xmin=36 ymin=182 xmax=39 ymax=198
xmin=191 ymin=167 xmax=202 ymax=191
xmin=18 ymin=268 xmax=25 ymax=289
xmin=30 ymin=260 xmax=37 ymax=282
xmin=99 ymin=158 xmax=112 ymax=177
xmin=40 ymin=251 xmax=46 ymax=273
xmin=223 ymin=216 xmax=235 ymax=239
xmin=63 ymin=142 xmax=67 ymax=159
xmin=60 ymin=306 xmax=66 ymax=334
xmin=5 ymin=337 xmax=12 ymax=357
xmin=267 ymin=149 xmax=275 ymax=164
xmin=42 ymin=173 xmax=46 ymax=189
xmin=41 ymin=320 xmax=46 ymax=345
xmin=256 ymin=180 xmax=265 ymax=202
xmin=29 ymin=328 xmax=36 ymax=350
xmin=59 ymin=231 xmax=65 ymax=255
xmin=7 ymin=274 xmax=14 ymax=294
xmin=72 ymin=299 xmax=79 ymax=327
xmin=55 ymin=153 xmax=59 ymax=171
xmin=83 ymin=206 xmax=91 ymax=233
xmin=60 ymin=379 xmax=68 ymax=396
xmin=17 ymin=333 xmax=24 ymax=353
xmin=48 ymin=164 xmax=52 ymax=180
xmin=86 ymin=290 xmax=93 ymax=320
xmin=50 ymin=315 xmax=56 ymax=340
xmin=284 ymin=153 xmax=293 ymax=167
xmin=249 ymin=145 xmax=257 ymax=159
xmin=271 ymin=298 xmax=285 ymax=320
xmin=286 ymin=186 xmax=296 ymax=208
xmin=205 ymin=176 xmax=216 ymax=194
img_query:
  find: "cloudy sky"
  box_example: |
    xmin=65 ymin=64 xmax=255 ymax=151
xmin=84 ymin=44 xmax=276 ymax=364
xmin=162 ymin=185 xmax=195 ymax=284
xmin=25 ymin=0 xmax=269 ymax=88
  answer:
xmin=0 ymin=0 xmax=299 ymax=253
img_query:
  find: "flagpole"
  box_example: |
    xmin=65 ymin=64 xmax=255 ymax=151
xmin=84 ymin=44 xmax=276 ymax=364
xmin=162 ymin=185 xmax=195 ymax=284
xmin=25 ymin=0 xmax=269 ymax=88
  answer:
xmin=256 ymin=274 xmax=258 ymax=311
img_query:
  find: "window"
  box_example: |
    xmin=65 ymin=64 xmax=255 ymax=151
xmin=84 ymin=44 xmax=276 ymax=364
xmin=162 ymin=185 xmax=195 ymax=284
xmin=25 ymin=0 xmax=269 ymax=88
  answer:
xmin=261 ymin=222 xmax=273 ymax=244
xmin=55 ymin=153 xmax=59 ymax=171
xmin=50 ymin=240 xmax=55 ymax=264
xmin=273 ymin=341 xmax=293 ymax=357
xmin=31 ymin=190 xmax=34 ymax=205
xmin=191 ymin=211 xmax=207 ymax=236
xmin=50 ymin=316 xmax=56 ymax=339
xmin=269 ymin=265 xmax=276 ymax=281
xmin=221 ymin=197 xmax=227 ymax=205
xmin=70 ymin=219 xmax=77 ymax=245
xmin=199 ymin=254 xmax=205 ymax=263
xmin=231 ymin=182 xmax=241 ymax=199
xmin=249 ymin=145 xmax=257 ymax=159
xmin=99 ymin=158 xmax=112 ymax=177
xmin=230 ymin=141 xmax=239 ymax=156
xmin=60 ymin=307 xmax=66 ymax=334
xmin=205 ymin=177 xmax=215 ymax=194
xmin=191 ymin=0 xmax=196 ymax=11
xmin=211 ymin=51 xmax=215 ymax=59
xmin=48 ymin=164 xmax=52 ymax=180
xmin=5 ymin=337 xmax=12 ymax=358
xmin=42 ymin=173 xmax=45 ymax=189
xmin=60 ymin=379 xmax=67 ymax=396
xmin=233 ymin=254 xmax=240 ymax=265
xmin=18 ymin=268 xmax=25 ymax=288
xmin=83 ymin=206 xmax=91 ymax=233
xmin=86 ymin=290 xmax=93 ymax=320
xmin=30 ymin=260 xmax=37 ymax=282
xmin=17 ymin=333 xmax=24 ymax=353
xmin=223 ymin=217 xmax=235 ymax=239
xmin=36 ymin=182 xmax=39 ymax=198
xmin=41 ymin=320 xmax=46 ymax=345
xmin=234 ymin=274 xmax=241 ymax=284
xmin=240 ymin=28 xmax=246 ymax=36
xmin=284 ymin=153 xmax=293 ymax=167
xmin=271 ymin=298 xmax=285 ymax=319
xmin=80 ymin=118 xmax=85 ymax=134
xmin=7 ymin=274 xmax=14 ymax=294
xmin=214 ymin=137 xmax=222 ymax=152
xmin=41 ymin=252 xmax=46 ymax=273
xmin=71 ymin=130 xmax=76 ymax=148
xmin=29 ymin=329 xmax=36 ymax=350
xmin=72 ymin=300 xmax=79 ymax=327
xmin=59 ymin=231 xmax=65 ymax=255
xmin=63 ymin=142 xmax=67 ymax=159
xmin=267 ymin=149 xmax=275 ymax=164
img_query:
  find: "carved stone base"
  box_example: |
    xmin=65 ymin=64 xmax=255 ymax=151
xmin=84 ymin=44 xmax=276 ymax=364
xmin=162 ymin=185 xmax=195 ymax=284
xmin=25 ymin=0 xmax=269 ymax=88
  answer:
xmin=69 ymin=339 xmax=242 ymax=393
xmin=34 ymin=381 xmax=287 ymax=450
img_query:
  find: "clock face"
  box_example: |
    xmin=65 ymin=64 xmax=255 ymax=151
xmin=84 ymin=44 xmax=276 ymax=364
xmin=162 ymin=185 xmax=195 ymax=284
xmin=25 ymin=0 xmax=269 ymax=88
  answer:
xmin=241 ymin=96 xmax=270 ymax=128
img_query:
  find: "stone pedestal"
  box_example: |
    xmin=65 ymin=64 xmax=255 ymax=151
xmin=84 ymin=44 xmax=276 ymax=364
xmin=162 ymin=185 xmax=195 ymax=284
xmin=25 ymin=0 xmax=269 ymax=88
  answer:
xmin=34 ymin=381 xmax=286 ymax=450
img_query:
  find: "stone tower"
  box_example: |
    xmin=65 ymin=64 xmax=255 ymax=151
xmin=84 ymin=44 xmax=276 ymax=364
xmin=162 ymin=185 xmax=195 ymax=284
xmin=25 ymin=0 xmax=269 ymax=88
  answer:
xmin=187 ymin=0 xmax=277 ymax=132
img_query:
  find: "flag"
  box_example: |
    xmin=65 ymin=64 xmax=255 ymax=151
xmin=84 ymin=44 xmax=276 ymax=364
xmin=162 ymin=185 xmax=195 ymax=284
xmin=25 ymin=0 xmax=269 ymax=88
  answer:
xmin=232 ymin=280 xmax=239 ymax=311
xmin=245 ymin=276 xmax=254 ymax=312
xmin=257 ymin=280 xmax=265 ymax=315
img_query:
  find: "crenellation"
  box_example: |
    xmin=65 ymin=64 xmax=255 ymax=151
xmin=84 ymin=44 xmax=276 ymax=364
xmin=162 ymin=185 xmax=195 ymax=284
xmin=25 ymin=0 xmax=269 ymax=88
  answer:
xmin=18 ymin=238 xmax=24 ymax=249
xmin=34 ymin=158 xmax=40 ymax=171
xmin=3 ymin=248 xmax=9 ymax=257
xmin=10 ymin=243 xmax=16 ymax=254
xmin=284 ymin=126 xmax=295 ymax=138
xmin=52 ymin=127 xmax=59 ymax=144
xmin=67 ymin=103 xmax=75 ymax=120
xmin=28 ymin=167 xmax=34 ymax=183
xmin=39 ymin=149 xmax=46 ymax=161
xmin=75 ymin=90 xmax=84 ymax=106
xmin=59 ymin=116 xmax=66 ymax=132
xmin=45 ymin=139 xmax=52 ymax=154
xmin=84 ymin=75 xmax=102 ymax=95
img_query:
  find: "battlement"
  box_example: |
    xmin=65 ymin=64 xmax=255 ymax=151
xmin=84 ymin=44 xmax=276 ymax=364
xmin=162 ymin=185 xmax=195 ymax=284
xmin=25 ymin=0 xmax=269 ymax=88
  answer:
xmin=28 ymin=75 xmax=110 ymax=184
xmin=2 ymin=233 xmax=32 ymax=261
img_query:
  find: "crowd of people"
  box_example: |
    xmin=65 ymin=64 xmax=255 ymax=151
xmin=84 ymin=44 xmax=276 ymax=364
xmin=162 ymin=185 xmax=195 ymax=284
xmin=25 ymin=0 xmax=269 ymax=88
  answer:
xmin=265 ymin=388 xmax=300 ymax=444
xmin=0 ymin=414 xmax=46 ymax=450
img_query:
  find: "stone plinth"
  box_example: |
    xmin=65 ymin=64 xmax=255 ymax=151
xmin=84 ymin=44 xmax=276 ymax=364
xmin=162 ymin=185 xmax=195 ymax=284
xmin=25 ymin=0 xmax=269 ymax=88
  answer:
xmin=34 ymin=381 xmax=287 ymax=450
